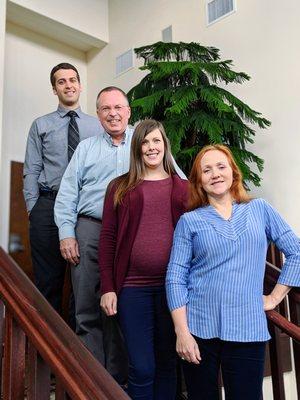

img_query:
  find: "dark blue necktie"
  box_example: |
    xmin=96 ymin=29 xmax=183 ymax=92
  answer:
xmin=67 ymin=110 xmax=79 ymax=161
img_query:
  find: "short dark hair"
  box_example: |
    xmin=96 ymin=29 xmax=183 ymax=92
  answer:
xmin=50 ymin=63 xmax=80 ymax=87
xmin=96 ymin=86 xmax=129 ymax=108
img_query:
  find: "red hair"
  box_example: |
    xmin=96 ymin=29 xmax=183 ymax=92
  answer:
xmin=188 ymin=144 xmax=251 ymax=211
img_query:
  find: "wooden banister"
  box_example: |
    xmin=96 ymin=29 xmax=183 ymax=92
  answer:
xmin=267 ymin=310 xmax=300 ymax=342
xmin=265 ymin=244 xmax=300 ymax=400
xmin=0 ymin=247 xmax=129 ymax=399
xmin=0 ymin=242 xmax=298 ymax=400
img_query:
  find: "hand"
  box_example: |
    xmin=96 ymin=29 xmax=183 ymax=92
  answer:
xmin=176 ymin=330 xmax=201 ymax=364
xmin=60 ymin=238 xmax=80 ymax=265
xmin=100 ymin=292 xmax=117 ymax=316
xmin=263 ymin=284 xmax=291 ymax=311
xmin=263 ymin=294 xmax=279 ymax=311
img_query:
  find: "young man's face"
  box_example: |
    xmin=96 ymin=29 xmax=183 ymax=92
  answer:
xmin=52 ymin=69 xmax=82 ymax=108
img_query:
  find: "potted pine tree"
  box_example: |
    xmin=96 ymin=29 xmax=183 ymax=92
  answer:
xmin=128 ymin=41 xmax=270 ymax=186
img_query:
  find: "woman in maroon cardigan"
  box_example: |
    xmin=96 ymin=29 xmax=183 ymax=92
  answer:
xmin=99 ymin=119 xmax=187 ymax=400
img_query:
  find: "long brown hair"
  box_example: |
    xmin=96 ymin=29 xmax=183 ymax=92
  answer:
xmin=114 ymin=119 xmax=176 ymax=206
xmin=189 ymin=144 xmax=251 ymax=211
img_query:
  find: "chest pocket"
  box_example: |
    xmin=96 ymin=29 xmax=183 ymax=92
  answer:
xmin=41 ymin=124 xmax=67 ymax=158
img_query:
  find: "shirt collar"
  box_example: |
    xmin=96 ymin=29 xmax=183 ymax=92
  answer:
xmin=57 ymin=105 xmax=82 ymax=118
xmin=103 ymin=126 xmax=131 ymax=146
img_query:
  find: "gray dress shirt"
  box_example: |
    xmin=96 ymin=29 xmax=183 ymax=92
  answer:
xmin=54 ymin=127 xmax=186 ymax=240
xmin=23 ymin=105 xmax=103 ymax=212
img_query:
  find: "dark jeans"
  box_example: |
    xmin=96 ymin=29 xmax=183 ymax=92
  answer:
xmin=29 ymin=196 xmax=67 ymax=314
xmin=118 ymin=286 xmax=177 ymax=400
xmin=183 ymin=337 xmax=266 ymax=400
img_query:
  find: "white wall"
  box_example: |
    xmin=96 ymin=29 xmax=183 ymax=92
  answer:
xmin=87 ymin=0 xmax=300 ymax=239
xmin=0 ymin=1 xmax=6 ymax=173
xmin=9 ymin=0 xmax=109 ymax=42
xmin=0 ymin=21 xmax=88 ymax=249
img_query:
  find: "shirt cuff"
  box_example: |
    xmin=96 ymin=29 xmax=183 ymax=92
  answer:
xmin=165 ymin=283 xmax=188 ymax=311
xmin=101 ymin=284 xmax=116 ymax=296
xmin=59 ymin=225 xmax=76 ymax=241
xmin=26 ymin=198 xmax=38 ymax=213
xmin=278 ymin=264 xmax=300 ymax=287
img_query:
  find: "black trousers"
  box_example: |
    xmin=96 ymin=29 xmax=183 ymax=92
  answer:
xmin=29 ymin=195 xmax=67 ymax=315
xmin=183 ymin=337 xmax=266 ymax=400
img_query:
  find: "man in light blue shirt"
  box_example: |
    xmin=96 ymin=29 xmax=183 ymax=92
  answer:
xmin=55 ymin=86 xmax=132 ymax=383
xmin=55 ymin=86 xmax=186 ymax=383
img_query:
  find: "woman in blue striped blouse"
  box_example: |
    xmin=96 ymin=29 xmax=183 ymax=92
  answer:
xmin=166 ymin=144 xmax=300 ymax=400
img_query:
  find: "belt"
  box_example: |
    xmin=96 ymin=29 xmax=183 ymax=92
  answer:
xmin=39 ymin=190 xmax=58 ymax=199
xmin=78 ymin=214 xmax=102 ymax=224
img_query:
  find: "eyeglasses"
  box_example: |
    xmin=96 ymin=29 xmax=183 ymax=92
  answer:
xmin=98 ymin=105 xmax=128 ymax=114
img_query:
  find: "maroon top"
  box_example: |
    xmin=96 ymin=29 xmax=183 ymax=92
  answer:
xmin=124 ymin=177 xmax=174 ymax=286
xmin=99 ymin=174 xmax=188 ymax=295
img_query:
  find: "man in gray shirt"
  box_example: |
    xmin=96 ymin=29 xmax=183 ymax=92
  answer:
xmin=23 ymin=62 xmax=102 ymax=319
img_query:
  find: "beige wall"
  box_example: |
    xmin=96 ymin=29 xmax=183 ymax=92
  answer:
xmin=9 ymin=0 xmax=109 ymax=41
xmin=0 ymin=22 xmax=88 ymax=250
xmin=87 ymin=0 xmax=300 ymax=239
xmin=0 ymin=1 xmax=6 ymax=172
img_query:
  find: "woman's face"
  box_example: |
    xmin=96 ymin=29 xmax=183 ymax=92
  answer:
xmin=200 ymin=150 xmax=233 ymax=200
xmin=141 ymin=129 xmax=165 ymax=170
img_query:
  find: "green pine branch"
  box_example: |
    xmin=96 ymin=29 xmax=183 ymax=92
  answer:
xmin=127 ymin=41 xmax=271 ymax=186
xmin=140 ymin=60 xmax=250 ymax=85
xmin=135 ymin=41 xmax=220 ymax=63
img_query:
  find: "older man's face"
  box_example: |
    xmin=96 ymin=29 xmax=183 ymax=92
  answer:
xmin=97 ymin=90 xmax=131 ymax=138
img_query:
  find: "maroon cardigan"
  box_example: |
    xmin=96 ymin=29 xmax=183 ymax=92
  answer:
xmin=99 ymin=175 xmax=188 ymax=295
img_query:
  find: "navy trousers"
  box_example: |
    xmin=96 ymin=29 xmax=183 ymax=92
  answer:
xmin=183 ymin=337 xmax=266 ymax=400
xmin=118 ymin=286 xmax=177 ymax=400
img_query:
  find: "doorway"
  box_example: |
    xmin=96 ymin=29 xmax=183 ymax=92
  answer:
xmin=8 ymin=161 xmax=32 ymax=280
xmin=8 ymin=160 xmax=72 ymax=322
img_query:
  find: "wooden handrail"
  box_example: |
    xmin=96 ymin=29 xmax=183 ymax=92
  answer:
xmin=265 ymin=259 xmax=300 ymax=342
xmin=267 ymin=310 xmax=300 ymax=342
xmin=0 ymin=243 xmax=298 ymax=400
xmin=265 ymin=244 xmax=300 ymax=400
xmin=0 ymin=247 xmax=129 ymax=399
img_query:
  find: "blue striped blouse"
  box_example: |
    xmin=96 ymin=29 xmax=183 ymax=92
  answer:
xmin=166 ymin=199 xmax=300 ymax=342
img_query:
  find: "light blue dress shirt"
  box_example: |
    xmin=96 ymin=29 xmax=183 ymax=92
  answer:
xmin=54 ymin=128 xmax=133 ymax=240
xmin=166 ymin=199 xmax=300 ymax=342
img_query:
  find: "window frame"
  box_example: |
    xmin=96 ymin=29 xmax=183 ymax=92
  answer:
xmin=115 ymin=48 xmax=134 ymax=77
xmin=206 ymin=0 xmax=237 ymax=26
